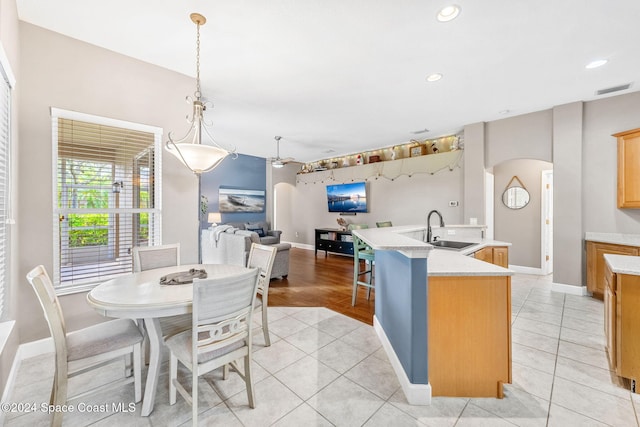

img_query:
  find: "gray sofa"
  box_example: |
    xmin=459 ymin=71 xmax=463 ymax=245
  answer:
xmin=224 ymin=221 xmax=282 ymax=245
xmin=201 ymin=227 xmax=290 ymax=279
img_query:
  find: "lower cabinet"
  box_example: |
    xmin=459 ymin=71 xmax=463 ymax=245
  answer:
xmin=604 ymin=263 xmax=640 ymax=387
xmin=587 ymin=241 xmax=639 ymax=296
xmin=429 ymin=275 xmax=512 ymax=397
xmin=473 ymin=246 xmax=509 ymax=268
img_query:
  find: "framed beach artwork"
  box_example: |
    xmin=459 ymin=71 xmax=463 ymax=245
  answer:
xmin=218 ymin=187 xmax=266 ymax=213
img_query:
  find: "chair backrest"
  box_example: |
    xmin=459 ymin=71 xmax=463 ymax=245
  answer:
xmin=133 ymin=243 xmax=180 ymax=272
xmin=348 ymin=224 xmax=369 ymax=230
xmin=376 ymin=221 xmax=393 ymax=228
xmin=353 ymin=234 xmax=369 ymax=252
xmin=26 ymin=266 xmax=69 ymax=368
xmin=246 ymin=243 xmax=278 ymax=296
xmin=191 ymin=268 xmax=260 ymax=357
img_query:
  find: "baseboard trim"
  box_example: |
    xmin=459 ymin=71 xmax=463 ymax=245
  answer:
xmin=284 ymin=242 xmax=314 ymax=251
xmin=373 ymin=315 xmax=431 ymax=405
xmin=18 ymin=337 xmax=53 ymax=359
xmin=551 ymin=282 xmax=589 ymax=296
xmin=508 ymin=265 xmax=545 ymax=275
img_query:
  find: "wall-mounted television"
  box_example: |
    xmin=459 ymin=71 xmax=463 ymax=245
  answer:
xmin=326 ymin=182 xmax=368 ymax=213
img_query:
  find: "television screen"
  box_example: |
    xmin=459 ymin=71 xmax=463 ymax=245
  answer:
xmin=326 ymin=182 xmax=368 ymax=213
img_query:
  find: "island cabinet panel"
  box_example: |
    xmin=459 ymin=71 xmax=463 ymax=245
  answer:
xmin=615 ymin=273 xmax=640 ymax=382
xmin=614 ymin=128 xmax=640 ymax=208
xmin=587 ymin=241 xmax=638 ymax=296
xmin=428 ymin=275 xmax=512 ymax=398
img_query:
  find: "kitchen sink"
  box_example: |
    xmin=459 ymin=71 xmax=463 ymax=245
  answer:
xmin=429 ymin=240 xmax=475 ymax=250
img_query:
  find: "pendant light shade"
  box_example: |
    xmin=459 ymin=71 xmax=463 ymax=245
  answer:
xmin=165 ymin=13 xmax=236 ymax=174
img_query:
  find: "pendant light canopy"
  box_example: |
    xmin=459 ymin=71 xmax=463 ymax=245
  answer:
xmin=165 ymin=13 xmax=236 ymax=174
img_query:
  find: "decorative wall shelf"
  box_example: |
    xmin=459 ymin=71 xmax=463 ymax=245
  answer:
xmin=299 ymin=134 xmax=463 ymax=174
xmin=296 ymin=149 xmax=463 ymax=185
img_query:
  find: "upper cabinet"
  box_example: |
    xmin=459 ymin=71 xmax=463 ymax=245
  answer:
xmin=613 ymin=128 xmax=640 ymax=208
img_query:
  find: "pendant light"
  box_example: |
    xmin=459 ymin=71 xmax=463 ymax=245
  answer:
xmin=165 ymin=13 xmax=236 ymax=174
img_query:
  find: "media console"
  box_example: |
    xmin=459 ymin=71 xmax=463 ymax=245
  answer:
xmin=315 ymin=228 xmax=354 ymax=256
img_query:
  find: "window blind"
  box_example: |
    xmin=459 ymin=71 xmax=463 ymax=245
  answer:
xmin=0 ymin=66 xmax=10 ymax=316
xmin=52 ymin=113 xmax=162 ymax=291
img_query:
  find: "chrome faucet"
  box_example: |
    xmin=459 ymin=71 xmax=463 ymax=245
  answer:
xmin=426 ymin=210 xmax=445 ymax=243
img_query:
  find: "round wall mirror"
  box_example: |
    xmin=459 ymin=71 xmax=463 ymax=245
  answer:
xmin=502 ymin=186 xmax=530 ymax=209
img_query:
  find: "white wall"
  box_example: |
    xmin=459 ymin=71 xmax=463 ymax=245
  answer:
xmin=275 ymin=158 xmax=464 ymax=246
xmin=17 ymin=23 xmax=198 ymax=343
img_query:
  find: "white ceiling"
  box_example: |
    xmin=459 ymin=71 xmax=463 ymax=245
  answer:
xmin=16 ymin=0 xmax=640 ymax=163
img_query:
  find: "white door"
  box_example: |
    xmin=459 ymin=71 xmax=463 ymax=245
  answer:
xmin=541 ymin=170 xmax=553 ymax=274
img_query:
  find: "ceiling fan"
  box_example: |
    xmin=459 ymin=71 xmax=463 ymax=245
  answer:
xmin=270 ymin=136 xmax=295 ymax=168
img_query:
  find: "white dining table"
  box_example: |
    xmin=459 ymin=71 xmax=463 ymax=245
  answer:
xmin=86 ymin=263 xmax=252 ymax=416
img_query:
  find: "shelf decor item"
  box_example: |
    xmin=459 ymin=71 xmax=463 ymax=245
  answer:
xmin=336 ymin=217 xmax=348 ymax=231
xmin=410 ymin=144 xmax=427 ymax=157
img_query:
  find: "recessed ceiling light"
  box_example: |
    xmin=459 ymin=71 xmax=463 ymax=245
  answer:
xmin=586 ymin=59 xmax=608 ymax=69
xmin=437 ymin=5 xmax=461 ymax=22
xmin=426 ymin=73 xmax=443 ymax=82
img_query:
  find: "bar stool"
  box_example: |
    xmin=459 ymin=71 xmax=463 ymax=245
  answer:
xmin=352 ymin=233 xmax=375 ymax=305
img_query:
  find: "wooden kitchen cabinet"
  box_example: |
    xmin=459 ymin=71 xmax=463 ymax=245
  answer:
xmin=613 ymin=128 xmax=640 ymax=208
xmin=429 ymin=275 xmax=511 ymax=397
xmin=474 ymin=246 xmax=509 ymax=268
xmin=604 ymin=261 xmax=640 ymax=386
xmin=586 ymin=241 xmax=638 ymax=296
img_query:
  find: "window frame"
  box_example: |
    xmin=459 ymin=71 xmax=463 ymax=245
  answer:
xmin=51 ymin=108 xmax=163 ymax=294
xmin=0 ymin=43 xmax=15 ymax=320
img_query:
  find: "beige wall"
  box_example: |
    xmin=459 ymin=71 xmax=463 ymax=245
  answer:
xmin=17 ymin=23 xmax=199 ymax=343
xmin=494 ymin=159 xmax=552 ymax=269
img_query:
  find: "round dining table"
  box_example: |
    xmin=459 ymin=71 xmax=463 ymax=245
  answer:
xmin=87 ymin=263 xmax=252 ymax=416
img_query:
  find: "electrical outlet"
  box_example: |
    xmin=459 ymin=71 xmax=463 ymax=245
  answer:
xmin=449 ymin=200 xmax=459 ymax=207
xmin=295 ymin=231 xmax=299 ymax=238
xmin=447 ymin=229 xmax=456 ymax=235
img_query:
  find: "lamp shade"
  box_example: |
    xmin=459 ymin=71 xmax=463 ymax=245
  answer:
xmin=208 ymin=212 xmax=222 ymax=224
xmin=166 ymin=143 xmax=228 ymax=174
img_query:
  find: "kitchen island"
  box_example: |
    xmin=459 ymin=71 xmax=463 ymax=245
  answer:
xmin=603 ymin=254 xmax=640 ymax=392
xmin=353 ymin=225 xmax=513 ymax=404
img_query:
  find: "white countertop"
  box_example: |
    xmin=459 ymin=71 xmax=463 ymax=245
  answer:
xmin=604 ymin=254 xmax=640 ymax=276
xmin=353 ymin=225 xmax=513 ymax=277
xmin=585 ymin=232 xmax=640 ymax=247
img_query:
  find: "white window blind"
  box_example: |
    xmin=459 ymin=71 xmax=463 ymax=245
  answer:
xmin=0 ymin=58 xmax=11 ymax=317
xmin=52 ymin=110 xmax=162 ymax=291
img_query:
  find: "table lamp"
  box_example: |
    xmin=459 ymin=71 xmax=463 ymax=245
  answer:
xmin=208 ymin=212 xmax=222 ymax=228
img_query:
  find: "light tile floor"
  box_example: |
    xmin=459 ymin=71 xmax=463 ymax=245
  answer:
xmin=4 ymin=274 xmax=640 ymax=426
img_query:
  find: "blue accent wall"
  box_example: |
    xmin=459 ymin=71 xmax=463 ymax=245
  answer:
xmin=375 ymin=250 xmax=428 ymax=384
xmin=199 ymin=154 xmax=266 ymax=229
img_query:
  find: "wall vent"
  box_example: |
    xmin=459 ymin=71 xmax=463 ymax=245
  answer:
xmin=596 ymin=83 xmax=632 ymax=96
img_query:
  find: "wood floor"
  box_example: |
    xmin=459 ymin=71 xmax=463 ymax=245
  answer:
xmin=268 ymin=247 xmax=375 ymax=325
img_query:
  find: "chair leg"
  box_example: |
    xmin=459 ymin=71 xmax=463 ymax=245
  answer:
xmin=169 ymin=353 xmax=178 ymax=405
xmin=51 ymin=368 xmax=68 ymax=427
xmin=244 ymin=354 xmax=255 ymax=408
xmin=192 ymin=366 xmax=199 ymax=426
xmin=133 ymin=343 xmax=142 ymax=403
xmin=223 ymin=364 xmax=230 ymax=380
xmin=262 ymin=302 xmax=271 ymax=347
xmin=352 ymin=260 xmax=360 ymax=306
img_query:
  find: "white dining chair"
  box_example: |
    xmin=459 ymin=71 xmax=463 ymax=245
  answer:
xmin=247 ymin=243 xmax=278 ymax=346
xmin=132 ymin=243 xmax=190 ymax=360
xmin=133 ymin=243 xmax=181 ymax=272
xmin=26 ymin=265 xmax=143 ymax=427
xmin=166 ymin=268 xmax=260 ymax=425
